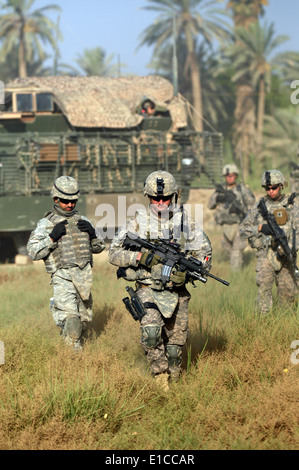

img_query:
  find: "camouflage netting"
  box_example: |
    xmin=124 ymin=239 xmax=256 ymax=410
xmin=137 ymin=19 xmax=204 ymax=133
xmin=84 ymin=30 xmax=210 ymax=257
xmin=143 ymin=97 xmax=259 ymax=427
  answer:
xmin=6 ymin=75 xmax=188 ymax=129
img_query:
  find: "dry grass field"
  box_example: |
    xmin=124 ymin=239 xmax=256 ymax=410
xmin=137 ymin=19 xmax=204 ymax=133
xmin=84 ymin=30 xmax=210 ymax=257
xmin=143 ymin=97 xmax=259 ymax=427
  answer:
xmin=0 ymin=189 xmax=298 ymax=450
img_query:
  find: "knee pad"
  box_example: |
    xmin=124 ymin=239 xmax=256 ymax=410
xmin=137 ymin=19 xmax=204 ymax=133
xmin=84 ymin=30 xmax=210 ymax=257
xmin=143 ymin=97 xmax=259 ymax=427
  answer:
xmin=165 ymin=344 xmax=183 ymax=366
xmin=141 ymin=324 xmax=162 ymax=349
xmin=63 ymin=315 xmax=83 ymax=341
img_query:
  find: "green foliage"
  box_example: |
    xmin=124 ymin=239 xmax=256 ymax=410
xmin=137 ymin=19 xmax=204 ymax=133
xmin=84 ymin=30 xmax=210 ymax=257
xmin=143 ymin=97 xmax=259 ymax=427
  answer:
xmin=75 ymin=47 xmax=125 ymax=77
xmin=0 ymin=0 xmax=61 ymax=77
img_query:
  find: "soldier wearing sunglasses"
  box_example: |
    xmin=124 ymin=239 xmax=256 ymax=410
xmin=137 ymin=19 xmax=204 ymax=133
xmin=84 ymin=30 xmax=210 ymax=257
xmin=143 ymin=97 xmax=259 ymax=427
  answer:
xmin=27 ymin=176 xmax=105 ymax=349
xmin=240 ymin=170 xmax=299 ymax=314
xmin=108 ymin=170 xmax=212 ymax=391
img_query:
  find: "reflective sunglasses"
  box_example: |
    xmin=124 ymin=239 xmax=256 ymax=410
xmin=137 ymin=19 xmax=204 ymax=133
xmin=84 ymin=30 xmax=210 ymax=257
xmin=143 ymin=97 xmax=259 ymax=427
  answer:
xmin=151 ymin=195 xmax=173 ymax=202
xmin=59 ymin=198 xmax=77 ymax=204
xmin=265 ymin=184 xmax=280 ymax=191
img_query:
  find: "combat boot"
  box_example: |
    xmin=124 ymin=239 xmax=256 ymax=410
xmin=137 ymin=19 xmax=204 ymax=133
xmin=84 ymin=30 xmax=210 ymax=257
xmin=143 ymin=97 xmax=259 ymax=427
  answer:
xmin=154 ymin=371 xmax=170 ymax=392
xmin=62 ymin=315 xmax=83 ymax=351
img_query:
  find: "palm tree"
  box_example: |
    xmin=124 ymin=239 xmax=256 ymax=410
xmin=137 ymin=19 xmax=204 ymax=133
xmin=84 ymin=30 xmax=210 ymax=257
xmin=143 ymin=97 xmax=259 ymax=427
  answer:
xmin=0 ymin=0 xmax=61 ymax=77
xmin=75 ymin=47 xmax=125 ymax=77
xmin=261 ymin=107 xmax=299 ymax=170
xmin=0 ymin=45 xmax=53 ymax=80
xmin=227 ymin=0 xmax=268 ymax=27
xmin=138 ymin=0 xmax=229 ymax=132
xmin=274 ymin=51 xmax=299 ymax=86
xmin=225 ymin=21 xmax=289 ymax=146
xmin=151 ymin=39 xmax=232 ymax=130
xmin=226 ymin=0 xmax=268 ymax=177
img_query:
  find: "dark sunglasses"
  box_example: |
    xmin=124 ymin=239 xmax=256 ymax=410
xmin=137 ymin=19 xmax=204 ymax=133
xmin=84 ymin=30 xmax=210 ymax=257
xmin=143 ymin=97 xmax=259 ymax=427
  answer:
xmin=265 ymin=184 xmax=280 ymax=191
xmin=59 ymin=198 xmax=77 ymax=204
xmin=151 ymin=195 xmax=173 ymax=202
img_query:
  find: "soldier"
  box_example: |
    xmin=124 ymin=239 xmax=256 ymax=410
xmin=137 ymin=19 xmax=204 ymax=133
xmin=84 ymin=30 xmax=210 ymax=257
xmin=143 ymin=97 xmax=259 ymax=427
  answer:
xmin=108 ymin=170 xmax=212 ymax=391
xmin=141 ymin=98 xmax=156 ymax=116
xmin=239 ymin=170 xmax=299 ymax=314
xmin=208 ymin=163 xmax=255 ymax=270
xmin=27 ymin=176 xmax=105 ymax=349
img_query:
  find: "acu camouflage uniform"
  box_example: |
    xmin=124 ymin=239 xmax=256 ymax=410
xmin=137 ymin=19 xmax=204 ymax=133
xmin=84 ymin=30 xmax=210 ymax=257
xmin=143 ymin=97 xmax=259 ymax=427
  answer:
xmin=108 ymin=171 xmax=212 ymax=384
xmin=239 ymin=170 xmax=299 ymax=314
xmin=27 ymin=176 xmax=105 ymax=346
xmin=208 ymin=164 xmax=255 ymax=270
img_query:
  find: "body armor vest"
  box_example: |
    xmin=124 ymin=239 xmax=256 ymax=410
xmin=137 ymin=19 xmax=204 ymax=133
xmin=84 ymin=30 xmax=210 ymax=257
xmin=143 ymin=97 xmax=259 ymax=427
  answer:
xmin=45 ymin=211 xmax=92 ymax=272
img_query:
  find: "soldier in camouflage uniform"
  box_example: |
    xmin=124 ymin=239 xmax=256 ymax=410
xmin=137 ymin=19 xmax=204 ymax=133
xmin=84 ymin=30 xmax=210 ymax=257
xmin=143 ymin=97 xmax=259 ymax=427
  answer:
xmin=208 ymin=164 xmax=255 ymax=270
xmin=240 ymin=170 xmax=299 ymax=314
xmin=108 ymin=171 xmax=212 ymax=391
xmin=27 ymin=176 xmax=105 ymax=349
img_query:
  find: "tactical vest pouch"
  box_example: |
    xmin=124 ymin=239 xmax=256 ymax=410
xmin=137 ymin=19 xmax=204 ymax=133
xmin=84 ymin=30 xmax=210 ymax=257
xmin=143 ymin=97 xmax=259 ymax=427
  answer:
xmin=214 ymin=211 xmax=240 ymax=225
xmin=248 ymin=235 xmax=263 ymax=249
xmin=150 ymin=264 xmax=164 ymax=290
xmin=273 ymin=208 xmax=288 ymax=225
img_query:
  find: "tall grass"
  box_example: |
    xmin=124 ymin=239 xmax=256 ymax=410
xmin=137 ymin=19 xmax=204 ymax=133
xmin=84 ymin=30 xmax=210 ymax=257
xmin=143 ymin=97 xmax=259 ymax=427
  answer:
xmin=0 ymin=235 xmax=298 ymax=450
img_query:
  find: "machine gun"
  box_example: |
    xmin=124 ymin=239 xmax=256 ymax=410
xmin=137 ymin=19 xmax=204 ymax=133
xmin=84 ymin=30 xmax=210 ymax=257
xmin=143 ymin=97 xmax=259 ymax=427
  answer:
xmin=123 ymin=231 xmax=230 ymax=287
xmin=257 ymin=198 xmax=298 ymax=270
xmin=215 ymin=184 xmax=247 ymax=220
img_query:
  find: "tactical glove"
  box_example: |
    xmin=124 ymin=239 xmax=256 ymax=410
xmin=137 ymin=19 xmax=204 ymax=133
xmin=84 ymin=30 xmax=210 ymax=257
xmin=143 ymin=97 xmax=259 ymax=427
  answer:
xmin=49 ymin=220 xmax=67 ymax=242
xmin=77 ymin=219 xmax=97 ymax=239
xmin=170 ymin=269 xmax=187 ymax=286
xmin=260 ymin=224 xmax=272 ymax=236
xmin=138 ymin=251 xmax=162 ymax=268
xmin=216 ymin=194 xmax=226 ymax=203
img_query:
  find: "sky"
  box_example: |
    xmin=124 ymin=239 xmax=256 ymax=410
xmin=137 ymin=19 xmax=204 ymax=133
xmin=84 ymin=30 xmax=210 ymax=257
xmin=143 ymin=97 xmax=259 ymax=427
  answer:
xmin=20 ymin=0 xmax=299 ymax=76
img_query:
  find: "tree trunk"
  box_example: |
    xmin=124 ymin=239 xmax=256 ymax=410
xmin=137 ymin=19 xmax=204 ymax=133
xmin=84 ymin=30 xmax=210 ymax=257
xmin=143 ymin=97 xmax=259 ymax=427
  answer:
xmin=257 ymin=76 xmax=265 ymax=146
xmin=233 ymin=84 xmax=256 ymax=181
xmin=18 ymin=41 xmax=27 ymax=77
xmin=18 ymin=16 xmax=27 ymax=78
xmin=184 ymin=27 xmax=203 ymax=132
xmin=228 ymin=1 xmax=264 ymax=177
xmin=190 ymin=54 xmax=203 ymax=132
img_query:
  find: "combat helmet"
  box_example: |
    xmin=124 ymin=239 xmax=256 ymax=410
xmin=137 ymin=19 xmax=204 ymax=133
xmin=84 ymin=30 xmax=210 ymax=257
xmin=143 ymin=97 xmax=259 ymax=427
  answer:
xmin=50 ymin=176 xmax=80 ymax=200
xmin=222 ymin=164 xmax=239 ymax=176
xmin=143 ymin=170 xmax=179 ymax=199
xmin=261 ymin=170 xmax=285 ymax=187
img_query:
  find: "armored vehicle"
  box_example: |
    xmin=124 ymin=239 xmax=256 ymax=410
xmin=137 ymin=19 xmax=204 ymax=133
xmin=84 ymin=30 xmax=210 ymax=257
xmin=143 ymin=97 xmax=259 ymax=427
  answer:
xmin=0 ymin=75 xmax=223 ymax=262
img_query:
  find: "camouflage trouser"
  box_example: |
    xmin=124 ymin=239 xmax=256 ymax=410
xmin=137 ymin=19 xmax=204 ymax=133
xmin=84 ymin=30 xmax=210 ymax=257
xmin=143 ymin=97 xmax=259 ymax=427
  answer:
xmin=222 ymin=224 xmax=246 ymax=271
xmin=50 ymin=271 xmax=93 ymax=328
xmin=137 ymin=286 xmax=190 ymax=378
xmin=255 ymin=254 xmax=298 ymax=314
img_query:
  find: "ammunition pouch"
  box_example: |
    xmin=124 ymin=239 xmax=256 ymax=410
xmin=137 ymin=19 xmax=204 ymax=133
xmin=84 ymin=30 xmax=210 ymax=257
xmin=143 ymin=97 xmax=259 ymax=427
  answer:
xmin=248 ymin=235 xmax=263 ymax=250
xmin=214 ymin=211 xmax=240 ymax=226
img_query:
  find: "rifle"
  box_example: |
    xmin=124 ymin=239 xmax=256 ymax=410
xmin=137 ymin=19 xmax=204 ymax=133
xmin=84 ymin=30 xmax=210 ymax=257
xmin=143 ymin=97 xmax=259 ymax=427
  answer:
xmin=257 ymin=198 xmax=298 ymax=270
xmin=123 ymin=231 xmax=229 ymax=287
xmin=215 ymin=184 xmax=247 ymax=220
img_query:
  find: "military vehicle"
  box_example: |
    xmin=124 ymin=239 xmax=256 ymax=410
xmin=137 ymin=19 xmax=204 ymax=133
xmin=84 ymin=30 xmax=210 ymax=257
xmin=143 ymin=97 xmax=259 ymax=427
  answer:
xmin=0 ymin=75 xmax=223 ymax=262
